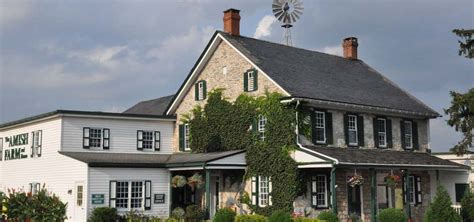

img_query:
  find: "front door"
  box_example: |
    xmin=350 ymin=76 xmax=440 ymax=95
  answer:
xmin=348 ymin=185 xmax=362 ymax=217
xmin=209 ymin=176 xmax=220 ymax=218
xmin=74 ymin=182 xmax=85 ymax=221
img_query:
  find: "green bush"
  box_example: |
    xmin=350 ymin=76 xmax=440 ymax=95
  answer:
xmin=213 ymin=207 xmax=236 ymax=222
xmin=292 ymin=218 xmax=324 ymax=222
xmin=171 ymin=207 xmax=185 ymax=219
xmin=165 ymin=218 xmax=179 ymax=222
xmin=378 ymin=208 xmax=407 ymax=222
xmin=317 ymin=211 xmax=339 ymax=222
xmin=424 ymin=185 xmax=462 ymax=222
xmin=235 ymin=214 xmax=267 ymax=222
xmin=185 ymin=204 xmax=206 ymax=221
xmin=461 ymin=189 xmax=474 ymax=222
xmin=268 ymin=210 xmax=292 ymax=222
xmin=89 ymin=207 xmax=119 ymax=222
xmin=4 ymin=186 xmax=67 ymax=221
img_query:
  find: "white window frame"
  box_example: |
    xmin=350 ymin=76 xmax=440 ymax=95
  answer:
xmin=29 ymin=182 xmax=40 ymax=195
xmin=312 ymin=174 xmax=328 ymax=208
xmin=377 ymin=118 xmax=387 ymax=148
xmin=258 ymin=115 xmax=267 ymax=141
xmin=258 ymin=176 xmax=271 ymax=207
xmin=198 ymin=81 xmax=205 ymax=100
xmin=141 ymin=131 xmax=154 ymax=150
xmin=315 ymin=111 xmax=326 ymax=143
xmin=115 ymin=181 xmax=145 ymax=211
xmin=184 ymin=124 xmax=191 ymax=151
xmin=89 ymin=128 xmax=103 ymax=148
xmin=404 ymin=121 xmax=413 ymax=149
xmin=348 ymin=115 xmax=358 ymax=146
xmin=407 ymin=176 xmax=416 ymax=204
xmin=248 ymin=71 xmax=255 ymax=91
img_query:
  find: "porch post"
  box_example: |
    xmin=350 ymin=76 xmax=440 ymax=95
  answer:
xmin=405 ymin=169 xmax=411 ymax=219
xmin=436 ymin=170 xmax=439 ymax=183
xmin=370 ymin=168 xmax=377 ymax=222
xmin=331 ymin=167 xmax=337 ymax=215
xmin=205 ymin=169 xmax=211 ymax=217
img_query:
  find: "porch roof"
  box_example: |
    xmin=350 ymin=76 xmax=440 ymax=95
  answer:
xmin=303 ymin=146 xmax=470 ymax=169
xmin=59 ymin=150 xmax=245 ymax=168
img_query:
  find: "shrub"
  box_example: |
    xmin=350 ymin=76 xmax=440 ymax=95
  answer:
xmin=424 ymin=185 xmax=462 ymax=222
xmin=171 ymin=207 xmax=185 ymax=219
xmin=89 ymin=207 xmax=119 ymax=222
xmin=235 ymin=214 xmax=267 ymax=222
xmin=461 ymin=189 xmax=474 ymax=222
xmin=268 ymin=210 xmax=291 ymax=222
xmin=184 ymin=204 xmax=206 ymax=221
xmin=4 ymin=186 xmax=67 ymax=221
xmin=213 ymin=207 xmax=236 ymax=222
xmin=165 ymin=218 xmax=179 ymax=222
xmin=378 ymin=208 xmax=407 ymax=222
xmin=292 ymin=218 xmax=324 ymax=222
xmin=317 ymin=211 xmax=339 ymax=222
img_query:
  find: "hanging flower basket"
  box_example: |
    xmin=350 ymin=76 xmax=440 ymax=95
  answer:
xmin=187 ymin=173 xmax=205 ymax=190
xmin=171 ymin=175 xmax=187 ymax=188
xmin=347 ymin=173 xmax=364 ymax=187
xmin=384 ymin=172 xmax=402 ymax=188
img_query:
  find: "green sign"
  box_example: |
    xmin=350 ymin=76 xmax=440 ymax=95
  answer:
xmin=91 ymin=194 xmax=104 ymax=205
xmin=3 ymin=133 xmax=30 ymax=161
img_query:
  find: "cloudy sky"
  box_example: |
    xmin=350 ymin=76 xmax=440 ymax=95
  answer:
xmin=0 ymin=0 xmax=472 ymax=151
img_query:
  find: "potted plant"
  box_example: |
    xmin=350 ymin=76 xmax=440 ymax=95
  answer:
xmin=347 ymin=172 xmax=364 ymax=187
xmin=171 ymin=175 xmax=187 ymax=188
xmin=384 ymin=171 xmax=402 ymax=188
xmin=187 ymin=173 xmax=204 ymax=190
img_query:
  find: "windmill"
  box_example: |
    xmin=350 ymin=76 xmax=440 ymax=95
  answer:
xmin=272 ymin=0 xmax=304 ymax=46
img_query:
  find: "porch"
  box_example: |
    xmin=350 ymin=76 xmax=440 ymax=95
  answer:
xmin=296 ymin=146 xmax=470 ymax=222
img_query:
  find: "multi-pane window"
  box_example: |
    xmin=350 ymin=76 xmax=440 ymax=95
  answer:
xmin=131 ymin=181 xmax=144 ymax=209
xmin=404 ymin=121 xmax=413 ymax=149
xmin=407 ymin=176 xmax=415 ymax=204
xmin=314 ymin=111 xmax=326 ymax=143
xmin=89 ymin=128 xmax=102 ymax=148
xmin=116 ymin=181 xmax=129 ymax=209
xmin=31 ymin=130 xmax=42 ymax=157
xmin=29 ymin=182 xmax=40 ymax=195
xmin=142 ymin=131 xmax=154 ymax=149
xmin=377 ymin=118 xmax=387 ymax=147
xmin=76 ymin=185 xmax=84 ymax=206
xmin=248 ymin=71 xmax=255 ymax=91
xmin=259 ymin=176 xmax=270 ymax=207
xmin=184 ymin=124 xmax=190 ymax=151
xmin=258 ymin=115 xmax=267 ymax=141
xmin=312 ymin=175 xmax=328 ymax=208
xmin=348 ymin=115 xmax=358 ymax=146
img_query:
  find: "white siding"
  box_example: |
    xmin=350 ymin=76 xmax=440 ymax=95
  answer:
xmin=88 ymin=167 xmax=170 ymax=217
xmin=0 ymin=117 xmax=88 ymax=221
xmin=62 ymin=117 xmax=174 ymax=154
xmin=429 ymin=170 xmax=470 ymax=204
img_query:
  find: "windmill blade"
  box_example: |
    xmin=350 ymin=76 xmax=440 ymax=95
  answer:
xmin=290 ymin=13 xmax=297 ymax=23
xmin=274 ymin=11 xmax=285 ymax=21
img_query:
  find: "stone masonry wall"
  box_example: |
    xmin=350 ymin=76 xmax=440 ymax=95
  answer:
xmin=172 ymin=40 xmax=285 ymax=152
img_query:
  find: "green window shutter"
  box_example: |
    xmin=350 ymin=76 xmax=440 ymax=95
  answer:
xmin=179 ymin=124 xmax=185 ymax=151
xmin=103 ymin=128 xmax=110 ymax=150
xmin=387 ymin=119 xmax=393 ymax=148
xmin=202 ymin=80 xmax=207 ymax=100
xmin=343 ymin=114 xmax=349 ymax=146
xmin=30 ymin=132 xmax=35 ymax=157
xmin=194 ymin=82 xmax=199 ymax=101
xmin=145 ymin=181 xmax=152 ymax=210
xmin=83 ymin=127 xmax=90 ymax=149
xmin=154 ymin=131 xmax=161 ymax=151
xmin=412 ymin=122 xmax=419 ymax=150
xmin=400 ymin=121 xmax=406 ymax=150
xmin=109 ymin=181 xmax=117 ymax=208
xmin=253 ymin=70 xmax=258 ymax=91
xmin=325 ymin=112 xmax=333 ymax=145
xmin=357 ymin=115 xmax=364 ymax=147
xmin=373 ymin=118 xmax=379 ymax=148
xmin=243 ymin=72 xmax=248 ymax=92
xmin=137 ymin=130 xmax=143 ymax=150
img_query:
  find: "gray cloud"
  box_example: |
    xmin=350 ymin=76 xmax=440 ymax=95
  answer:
xmin=1 ymin=0 xmax=472 ymax=152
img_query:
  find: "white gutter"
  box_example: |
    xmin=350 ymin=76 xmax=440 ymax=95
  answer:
xmin=293 ymin=100 xmax=339 ymax=164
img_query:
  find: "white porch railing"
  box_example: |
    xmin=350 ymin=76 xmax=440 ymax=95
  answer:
xmin=451 ymin=204 xmax=461 ymax=214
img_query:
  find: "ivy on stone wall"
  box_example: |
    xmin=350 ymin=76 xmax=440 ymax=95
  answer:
xmin=184 ymin=89 xmax=299 ymax=215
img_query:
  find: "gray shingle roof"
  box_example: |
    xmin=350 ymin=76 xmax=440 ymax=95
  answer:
xmin=59 ymin=150 xmax=243 ymax=167
xmin=304 ymin=146 xmax=468 ymax=169
xmin=219 ymin=31 xmax=439 ymax=117
xmin=124 ymin=95 xmax=175 ymax=116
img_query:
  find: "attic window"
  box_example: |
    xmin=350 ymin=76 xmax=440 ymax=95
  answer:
xmin=244 ymin=69 xmax=258 ymax=92
xmin=194 ymin=80 xmax=207 ymax=101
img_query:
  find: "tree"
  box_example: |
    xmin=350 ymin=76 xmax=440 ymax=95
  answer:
xmin=460 ymin=189 xmax=474 ymax=222
xmin=453 ymin=29 xmax=474 ymax=59
xmin=424 ymin=185 xmax=462 ymax=222
xmin=444 ymin=88 xmax=474 ymax=155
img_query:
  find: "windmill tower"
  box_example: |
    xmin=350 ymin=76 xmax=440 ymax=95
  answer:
xmin=272 ymin=0 xmax=304 ymax=46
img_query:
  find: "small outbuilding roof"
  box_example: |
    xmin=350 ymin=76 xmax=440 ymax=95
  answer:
xmin=124 ymin=95 xmax=175 ymax=116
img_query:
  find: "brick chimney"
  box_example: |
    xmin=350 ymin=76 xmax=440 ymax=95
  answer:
xmin=342 ymin=37 xmax=358 ymax=60
xmin=223 ymin=8 xmax=240 ymax=36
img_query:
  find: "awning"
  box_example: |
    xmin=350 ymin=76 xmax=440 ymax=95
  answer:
xmin=59 ymin=150 xmax=245 ymax=170
xmin=300 ymin=146 xmax=470 ymax=170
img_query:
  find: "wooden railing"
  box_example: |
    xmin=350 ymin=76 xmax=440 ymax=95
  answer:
xmin=452 ymin=204 xmax=461 ymax=214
